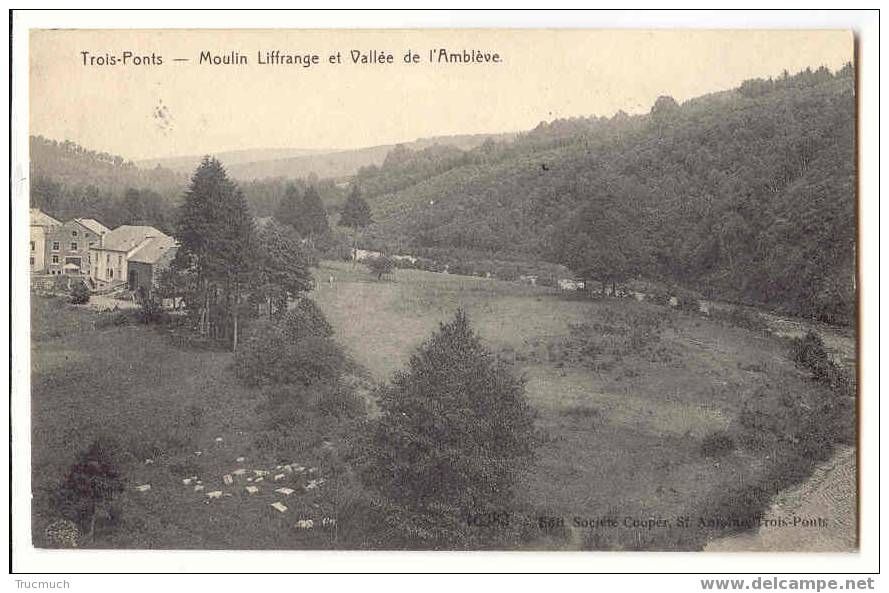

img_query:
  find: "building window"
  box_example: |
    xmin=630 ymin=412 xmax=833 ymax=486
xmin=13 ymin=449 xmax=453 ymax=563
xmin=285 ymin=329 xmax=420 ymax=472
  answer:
xmin=30 ymin=241 xmax=35 ymax=252
xmin=109 ymin=269 xmax=114 ymax=279
xmin=106 ymin=254 xmax=110 ymax=264
xmin=118 ymin=255 xmax=122 ymax=266
xmin=52 ymin=255 xmax=59 ymax=264
xmin=52 ymin=241 xmax=59 ymax=251
xmin=29 ymin=257 xmax=34 ymax=266
xmin=72 ymin=230 xmax=78 ymax=237
xmin=88 ymin=254 xmax=91 ymax=263
xmin=70 ymin=242 xmax=78 ymax=251
xmin=89 ymin=242 xmax=95 ymax=248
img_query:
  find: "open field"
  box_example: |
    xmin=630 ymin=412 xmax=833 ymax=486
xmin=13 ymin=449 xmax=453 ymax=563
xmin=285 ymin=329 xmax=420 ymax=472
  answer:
xmin=30 ymin=262 xmax=855 ymax=550
xmin=313 ymin=261 xmax=856 ymax=550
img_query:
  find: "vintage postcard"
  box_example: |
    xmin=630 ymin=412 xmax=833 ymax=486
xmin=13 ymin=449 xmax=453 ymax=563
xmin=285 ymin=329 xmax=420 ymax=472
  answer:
xmin=22 ymin=26 xmax=858 ymax=555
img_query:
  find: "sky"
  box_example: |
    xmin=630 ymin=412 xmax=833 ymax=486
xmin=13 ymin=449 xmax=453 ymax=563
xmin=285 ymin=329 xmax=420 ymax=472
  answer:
xmin=29 ymin=29 xmax=853 ymax=162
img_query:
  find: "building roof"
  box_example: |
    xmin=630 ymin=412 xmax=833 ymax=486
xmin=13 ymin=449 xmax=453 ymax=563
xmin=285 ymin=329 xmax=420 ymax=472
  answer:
xmin=98 ymin=225 xmax=167 ymax=253
xmin=74 ymin=218 xmax=111 ymax=236
xmin=30 ymin=208 xmax=60 ymax=228
xmin=128 ymin=235 xmax=177 ymax=265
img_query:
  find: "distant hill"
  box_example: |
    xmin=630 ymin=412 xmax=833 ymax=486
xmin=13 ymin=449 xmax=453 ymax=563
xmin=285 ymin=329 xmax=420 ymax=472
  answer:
xmin=136 ymin=147 xmax=333 ymax=173
xmin=135 ymin=133 xmax=517 ymax=181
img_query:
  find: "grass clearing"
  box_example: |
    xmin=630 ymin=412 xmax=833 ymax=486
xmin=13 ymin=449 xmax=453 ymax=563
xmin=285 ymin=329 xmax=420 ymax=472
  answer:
xmin=312 ymin=261 xmax=854 ymax=550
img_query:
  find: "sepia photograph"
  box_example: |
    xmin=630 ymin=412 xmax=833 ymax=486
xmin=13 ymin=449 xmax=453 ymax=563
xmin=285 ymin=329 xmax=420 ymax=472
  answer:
xmin=14 ymin=19 xmax=869 ymax=567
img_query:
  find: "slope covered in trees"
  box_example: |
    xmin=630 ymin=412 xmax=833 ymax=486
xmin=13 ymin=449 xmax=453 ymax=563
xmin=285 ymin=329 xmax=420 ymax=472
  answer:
xmin=361 ymin=66 xmax=856 ymax=323
xmin=29 ymin=136 xmax=187 ymax=231
xmin=28 ymin=137 xmax=344 ymax=227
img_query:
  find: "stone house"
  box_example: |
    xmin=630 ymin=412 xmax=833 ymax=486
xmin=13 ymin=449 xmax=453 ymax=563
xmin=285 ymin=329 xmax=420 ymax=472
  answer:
xmin=29 ymin=208 xmax=60 ymax=273
xmin=44 ymin=218 xmax=110 ymax=277
xmin=90 ymin=225 xmax=170 ymax=290
xmin=126 ymin=235 xmax=178 ymax=295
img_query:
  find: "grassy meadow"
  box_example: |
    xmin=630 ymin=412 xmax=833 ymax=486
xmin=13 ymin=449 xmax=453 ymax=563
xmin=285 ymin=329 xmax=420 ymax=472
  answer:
xmin=30 ymin=261 xmax=854 ymax=550
xmin=314 ymin=261 xmax=854 ymax=549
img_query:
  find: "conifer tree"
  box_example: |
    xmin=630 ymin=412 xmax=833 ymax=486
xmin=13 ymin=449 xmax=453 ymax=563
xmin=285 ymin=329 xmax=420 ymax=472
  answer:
xmin=339 ymin=185 xmax=373 ymax=229
xmin=174 ymin=156 xmax=256 ymax=348
xmin=300 ymin=185 xmax=330 ymax=237
xmin=362 ymin=310 xmax=537 ymax=547
xmin=273 ymin=184 xmax=302 ymax=230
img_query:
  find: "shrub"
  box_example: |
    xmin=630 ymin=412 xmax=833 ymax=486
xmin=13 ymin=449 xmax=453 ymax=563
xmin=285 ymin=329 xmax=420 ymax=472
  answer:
xmin=712 ymin=306 xmax=769 ymax=332
xmin=791 ymin=331 xmax=829 ymax=368
xmin=675 ymin=291 xmax=701 ymax=313
xmin=365 ymin=255 xmax=396 ymax=280
xmin=50 ymin=437 xmax=124 ymax=538
xmin=282 ymin=298 xmax=333 ymax=341
xmin=448 ymin=261 xmax=474 ymax=276
xmin=259 ymin=384 xmax=313 ymax=429
xmin=791 ymin=331 xmax=855 ymax=397
xmin=314 ymin=383 xmax=366 ymax=419
xmin=234 ymin=321 xmax=282 ymax=385
xmin=391 ymin=257 xmax=417 ymax=270
xmin=566 ymin=306 xmax=677 ymax=368
xmin=68 ymin=282 xmax=91 ymax=305
xmin=412 ymin=257 xmax=442 ymax=273
xmin=284 ymin=336 xmax=347 ymax=386
xmin=136 ymin=294 xmax=168 ymax=325
xmin=700 ymin=432 xmax=735 ymax=458
xmin=647 ymin=291 xmax=671 ymax=306
xmin=234 ymin=312 xmax=345 ymax=387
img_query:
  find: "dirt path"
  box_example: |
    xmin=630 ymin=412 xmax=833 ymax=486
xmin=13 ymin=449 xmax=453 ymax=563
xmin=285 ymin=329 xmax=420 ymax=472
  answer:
xmin=705 ymin=445 xmax=857 ymax=552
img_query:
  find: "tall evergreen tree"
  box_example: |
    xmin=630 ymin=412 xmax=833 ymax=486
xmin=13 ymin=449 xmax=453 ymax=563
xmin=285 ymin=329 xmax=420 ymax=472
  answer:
xmin=272 ymin=184 xmax=329 ymax=239
xmin=273 ymin=184 xmax=302 ymax=230
xmin=362 ymin=310 xmax=537 ymax=547
xmin=339 ymin=185 xmax=373 ymax=229
xmin=299 ymin=185 xmax=330 ymax=237
xmin=173 ymin=156 xmax=257 ymax=348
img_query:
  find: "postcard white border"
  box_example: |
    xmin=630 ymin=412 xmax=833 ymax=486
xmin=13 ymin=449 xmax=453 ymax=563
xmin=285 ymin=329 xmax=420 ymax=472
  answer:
xmin=7 ymin=7 xmax=881 ymax=580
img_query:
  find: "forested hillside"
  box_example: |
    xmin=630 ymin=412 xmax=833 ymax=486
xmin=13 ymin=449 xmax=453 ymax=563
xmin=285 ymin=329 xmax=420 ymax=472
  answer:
xmin=28 ymin=133 xmax=515 ymax=228
xmin=29 ymin=137 xmax=188 ymax=231
xmin=360 ymin=65 xmax=856 ymax=323
xmin=28 ymin=138 xmax=345 ymax=227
